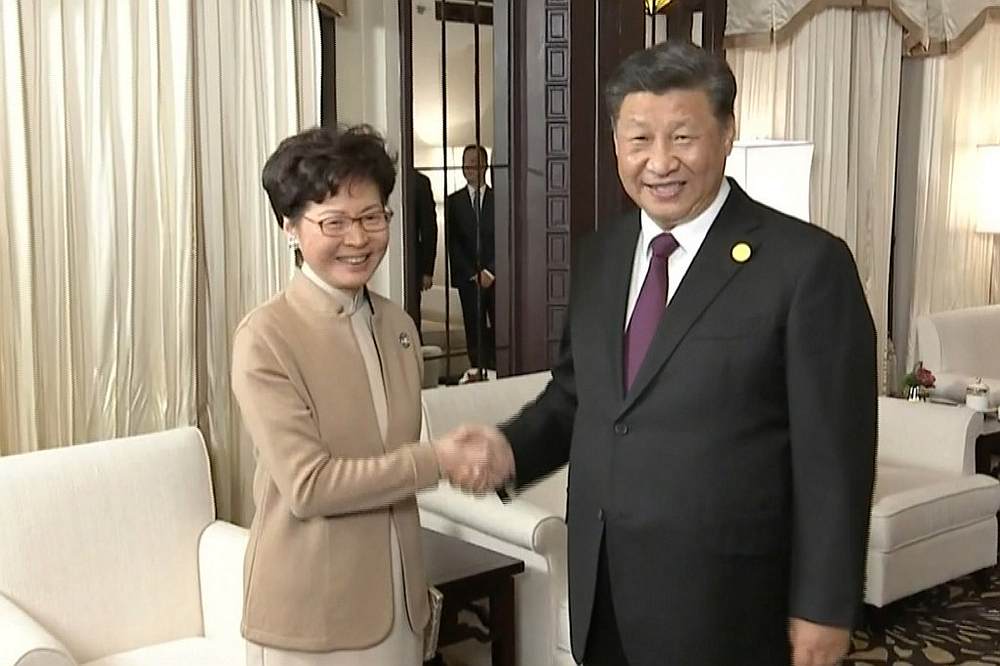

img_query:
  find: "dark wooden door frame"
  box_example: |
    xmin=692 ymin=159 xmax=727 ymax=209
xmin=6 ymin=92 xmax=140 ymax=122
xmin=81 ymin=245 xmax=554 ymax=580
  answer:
xmin=507 ymin=0 xmax=727 ymax=374
xmin=318 ymin=6 xmax=338 ymax=126
xmin=398 ymin=0 xmax=420 ymax=328
xmin=392 ymin=0 xmax=728 ymax=376
xmin=397 ymin=0 xmax=513 ymax=376
xmin=507 ymin=1 xmax=646 ymax=373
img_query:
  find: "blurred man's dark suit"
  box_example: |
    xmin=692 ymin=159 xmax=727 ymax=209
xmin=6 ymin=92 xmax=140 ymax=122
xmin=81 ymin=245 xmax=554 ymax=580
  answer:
xmin=446 ymin=185 xmax=496 ymax=369
xmin=412 ymin=170 xmax=437 ymax=340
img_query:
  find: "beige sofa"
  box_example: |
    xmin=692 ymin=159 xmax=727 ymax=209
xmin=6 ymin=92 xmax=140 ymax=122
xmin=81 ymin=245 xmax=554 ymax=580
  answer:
xmin=0 ymin=428 xmax=249 ymax=666
xmin=418 ymin=375 xmax=1000 ymax=663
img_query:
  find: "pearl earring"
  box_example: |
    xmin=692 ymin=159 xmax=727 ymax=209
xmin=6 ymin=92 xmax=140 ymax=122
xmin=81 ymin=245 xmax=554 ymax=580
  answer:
xmin=287 ymin=236 xmax=300 ymax=251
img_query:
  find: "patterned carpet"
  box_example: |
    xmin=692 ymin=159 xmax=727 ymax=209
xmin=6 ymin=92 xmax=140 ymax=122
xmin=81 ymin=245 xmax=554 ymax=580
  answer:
xmin=441 ymin=566 xmax=1000 ymax=665
xmin=847 ymin=567 xmax=1000 ymax=665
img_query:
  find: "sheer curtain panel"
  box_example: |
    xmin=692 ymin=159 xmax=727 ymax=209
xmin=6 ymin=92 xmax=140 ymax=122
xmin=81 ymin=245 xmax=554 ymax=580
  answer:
xmin=1 ymin=1 xmax=320 ymax=526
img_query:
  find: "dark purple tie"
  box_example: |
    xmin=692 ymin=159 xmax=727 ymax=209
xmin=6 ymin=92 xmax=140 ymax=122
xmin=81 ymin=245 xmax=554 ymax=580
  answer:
xmin=624 ymin=233 xmax=679 ymax=391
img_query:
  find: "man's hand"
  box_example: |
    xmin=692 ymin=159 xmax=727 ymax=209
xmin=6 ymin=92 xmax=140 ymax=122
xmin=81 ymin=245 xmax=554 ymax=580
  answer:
xmin=477 ymin=270 xmax=495 ymax=289
xmin=421 ymin=274 xmax=433 ymax=291
xmin=789 ymin=617 xmax=850 ymax=666
xmin=432 ymin=424 xmax=513 ymax=493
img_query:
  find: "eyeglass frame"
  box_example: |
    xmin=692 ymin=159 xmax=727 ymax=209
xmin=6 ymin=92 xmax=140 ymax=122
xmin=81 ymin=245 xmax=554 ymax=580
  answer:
xmin=299 ymin=207 xmax=393 ymax=237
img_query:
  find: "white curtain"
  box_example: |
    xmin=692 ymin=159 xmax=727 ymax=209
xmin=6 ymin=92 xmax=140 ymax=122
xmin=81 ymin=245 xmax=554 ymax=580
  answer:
xmin=727 ymin=8 xmax=902 ymax=393
xmin=0 ymin=1 xmax=196 ymax=451
xmin=727 ymin=0 xmax=1000 ymax=54
xmin=895 ymin=21 xmax=1000 ymax=372
xmin=0 ymin=1 xmax=320 ymax=526
xmin=195 ymin=1 xmax=320 ymax=525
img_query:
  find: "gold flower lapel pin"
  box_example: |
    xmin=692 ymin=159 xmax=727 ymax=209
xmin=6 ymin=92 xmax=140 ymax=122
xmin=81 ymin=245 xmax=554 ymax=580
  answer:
xmin=731 ymin=242 xmax=752 ymax=264
xmin=399 ymin=332 xmax=412 ymax=349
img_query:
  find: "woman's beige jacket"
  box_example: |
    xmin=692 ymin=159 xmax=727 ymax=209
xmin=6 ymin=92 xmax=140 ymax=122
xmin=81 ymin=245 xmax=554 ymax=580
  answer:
xmin=231 ymin=273 xmax=441 ymax=651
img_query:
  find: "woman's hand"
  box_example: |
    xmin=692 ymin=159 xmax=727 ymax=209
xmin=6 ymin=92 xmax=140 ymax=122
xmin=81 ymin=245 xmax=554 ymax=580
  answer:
xmin=433 ymin=425 xmax=514 ymax=493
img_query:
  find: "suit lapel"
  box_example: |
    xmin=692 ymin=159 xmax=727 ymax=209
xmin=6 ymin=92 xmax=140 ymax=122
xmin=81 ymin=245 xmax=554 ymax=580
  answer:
xmin=603 ymin=213 xmax=642 ymax=403
xmin=460 ymin=189 xmax=475 ymax=223
xmin=619 ymin=184 xmax=762 ymax=416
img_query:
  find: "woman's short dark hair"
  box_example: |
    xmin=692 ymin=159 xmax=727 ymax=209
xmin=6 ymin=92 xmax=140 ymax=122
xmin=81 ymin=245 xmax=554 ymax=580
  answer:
xmin=604 ymin=41 xmax=736 ymax=124
xmin=261 ymin=125 xmax=396 ymax=231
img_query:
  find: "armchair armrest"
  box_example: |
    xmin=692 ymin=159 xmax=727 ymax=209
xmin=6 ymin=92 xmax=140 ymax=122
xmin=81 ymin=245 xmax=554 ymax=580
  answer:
xmin=418 ymin=482 xmax=570 ymax=665
xmin=198 ymin=520 xmax=250 ymax=640
xmin=0 ymin=593 xmax=76 ymax=666
xmin=877 ymin=396 xmax=984 ymax=475
xmin=418 ymin=484 xmax=564 ymax=555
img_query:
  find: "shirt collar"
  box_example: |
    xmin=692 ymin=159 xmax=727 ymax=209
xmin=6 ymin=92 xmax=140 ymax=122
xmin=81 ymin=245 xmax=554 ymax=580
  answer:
xmin=301 ymin=262 xmax=366 ymax=315
xmin=639 ymin=178 xmax=731 ymax=257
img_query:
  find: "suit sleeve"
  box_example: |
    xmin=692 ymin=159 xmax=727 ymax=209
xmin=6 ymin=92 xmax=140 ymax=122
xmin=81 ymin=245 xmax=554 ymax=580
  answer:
xmin=785 ymin=237 xmax=877 ymax=628
xmin=417 ymin=176 xmax=438 ymax=277
xmin=231 ymin=321 xmax=441 ymax=520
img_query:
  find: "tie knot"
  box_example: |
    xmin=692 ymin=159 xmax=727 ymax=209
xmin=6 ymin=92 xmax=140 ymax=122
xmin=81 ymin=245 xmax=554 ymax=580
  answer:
xmin=650 ymin=233 xmax=679 ymax=260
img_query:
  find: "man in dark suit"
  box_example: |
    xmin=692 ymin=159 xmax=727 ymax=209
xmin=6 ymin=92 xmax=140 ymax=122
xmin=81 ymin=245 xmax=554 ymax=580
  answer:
xmin=453 ymin=42 xmax=877 ymax=666
xmin=446 ymin=144 xmax=496 ymax=371
xmin=412 ymin=169 xmax=438 ymax=340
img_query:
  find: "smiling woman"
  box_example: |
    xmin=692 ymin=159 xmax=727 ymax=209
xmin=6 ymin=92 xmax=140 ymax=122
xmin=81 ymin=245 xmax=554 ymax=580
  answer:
xmin=262 ymin=125 xmax=397 ymax=285
xmin=230 ymin=124 xmax=457 ymax=664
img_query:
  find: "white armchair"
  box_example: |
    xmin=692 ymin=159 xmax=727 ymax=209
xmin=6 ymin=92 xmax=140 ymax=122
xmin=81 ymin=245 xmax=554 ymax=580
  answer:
xmin=915 ymin=304 xmax=1000 ymax=405
xmin=866 ymin=397 xmax=1000 ymax=606
xmin=418 ymin=372 xmax=576 ymax=666
xmin=0 ymin=428 xmax=249 ymax=666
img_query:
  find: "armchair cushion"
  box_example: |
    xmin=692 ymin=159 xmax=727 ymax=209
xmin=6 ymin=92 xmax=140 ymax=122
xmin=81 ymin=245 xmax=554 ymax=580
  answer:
xmin=81 ymin=638 xmax=244 ymax=666
xmin=870 ymin=466 xmax=1000 ymax=551
xmin=0 ymin=593 xmax=76 ymax=666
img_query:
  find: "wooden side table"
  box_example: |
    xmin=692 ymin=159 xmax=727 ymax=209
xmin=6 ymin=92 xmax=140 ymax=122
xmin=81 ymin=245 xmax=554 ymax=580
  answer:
xmin=975 ymin=413 xmax=1000 ymax=476
xmin=422 ymin=529 xmax=525 ymax=666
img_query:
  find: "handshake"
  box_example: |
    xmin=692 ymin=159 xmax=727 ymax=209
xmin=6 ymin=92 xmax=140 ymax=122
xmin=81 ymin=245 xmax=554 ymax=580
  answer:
xmin=432 ymin=424 xmax=515 ymax=494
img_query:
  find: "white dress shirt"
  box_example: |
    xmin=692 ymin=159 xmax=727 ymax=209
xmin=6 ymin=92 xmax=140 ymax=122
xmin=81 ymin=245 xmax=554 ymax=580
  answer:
xmin=624 ymin=179 xmax=731 ymax=330
xmin=468 ymin=184 xmax=486 ymax=209
xmin=467 ymin=184 xmax=493 ymax=280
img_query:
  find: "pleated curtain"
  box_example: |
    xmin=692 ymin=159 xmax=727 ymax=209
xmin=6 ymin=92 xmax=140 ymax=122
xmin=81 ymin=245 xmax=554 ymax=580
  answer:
xmin=0 ymin=0 xmax=319 ymax=525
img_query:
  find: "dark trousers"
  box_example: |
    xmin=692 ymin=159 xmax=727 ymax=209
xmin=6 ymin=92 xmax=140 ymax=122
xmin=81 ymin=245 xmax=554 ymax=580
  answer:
xmin=456 ymin=280 xmax=495 ymax=369
xmin=414 ymin=279 xmax=424 ymax=344
xmin=584 ymin=540 xmax=631 ymax=666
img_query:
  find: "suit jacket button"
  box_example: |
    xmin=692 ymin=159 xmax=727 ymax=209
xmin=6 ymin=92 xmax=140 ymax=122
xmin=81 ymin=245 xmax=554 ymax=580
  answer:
xmin=614 ymin=423 xmax=628 ymax=435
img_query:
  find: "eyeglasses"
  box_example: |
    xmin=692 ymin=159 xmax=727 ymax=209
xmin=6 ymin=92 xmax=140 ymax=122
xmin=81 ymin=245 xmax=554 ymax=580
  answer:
xmin=300 ymin=208 xmax=393 ymax=237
